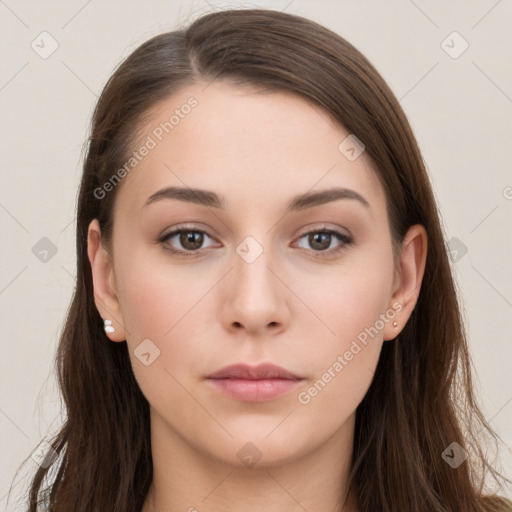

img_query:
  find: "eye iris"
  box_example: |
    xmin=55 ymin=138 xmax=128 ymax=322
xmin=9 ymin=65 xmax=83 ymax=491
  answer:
xmin=310 ymin=232 xmax=331 ymax=251
xmin=180 ymin=231 xmax=203 ymax=250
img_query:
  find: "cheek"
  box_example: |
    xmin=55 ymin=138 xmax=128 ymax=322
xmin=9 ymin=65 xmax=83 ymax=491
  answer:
xmin=295 ymin=342 xmax=381 ymax=439
xmin=296 ymin=254 xmax=393 ymax=350
xmin=117 ymin=264 xmax=209 ymax=423
xmin=115 ymin=243 xmax=208 ymax=339
xmin=291 ymin=257 xmax=392 ymax=415
xmin=113 ymin=247 xmax=211 ymax=386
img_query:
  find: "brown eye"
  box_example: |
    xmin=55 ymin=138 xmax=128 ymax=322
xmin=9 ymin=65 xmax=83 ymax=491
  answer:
xmin=295 ymin=229 xmax=353 ymax=257
xmin=308 ymin=232 xmax=332 ymax=251
xmin=159 ymin=228 xmax=217 ymax=256
xmin=179 ymin=230 xmax=204 ymax=250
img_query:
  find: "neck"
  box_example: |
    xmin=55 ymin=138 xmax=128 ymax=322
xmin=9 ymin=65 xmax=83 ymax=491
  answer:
xmin=142 ymin=409 xmax=359 ymax=512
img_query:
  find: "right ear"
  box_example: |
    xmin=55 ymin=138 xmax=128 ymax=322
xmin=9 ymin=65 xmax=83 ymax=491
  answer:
xmin=87 ymin=218 xmax=126 ymax=342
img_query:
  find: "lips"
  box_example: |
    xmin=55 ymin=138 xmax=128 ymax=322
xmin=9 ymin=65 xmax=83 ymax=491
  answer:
xmin=205 ymin=363 xmax=304 ymax=402
xmin=206 ymin=363 xmax=303 ymax=380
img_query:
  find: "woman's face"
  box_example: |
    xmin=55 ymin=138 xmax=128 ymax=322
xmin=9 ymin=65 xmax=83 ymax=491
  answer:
xmin=89 ymin=81 xmax=421 ymax=467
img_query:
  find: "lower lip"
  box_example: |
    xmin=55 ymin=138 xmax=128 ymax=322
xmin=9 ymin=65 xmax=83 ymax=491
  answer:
xmin=207 ymin=378 xmax=304 ymax=402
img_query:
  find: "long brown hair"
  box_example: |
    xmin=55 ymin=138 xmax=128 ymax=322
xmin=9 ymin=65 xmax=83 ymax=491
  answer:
xmin=11 ymin=8 xmax=511 ymax=512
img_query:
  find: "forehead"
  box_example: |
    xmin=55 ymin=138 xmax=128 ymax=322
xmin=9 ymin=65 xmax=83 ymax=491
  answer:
xmin=113 ymin=80 xmax=386 ymax=219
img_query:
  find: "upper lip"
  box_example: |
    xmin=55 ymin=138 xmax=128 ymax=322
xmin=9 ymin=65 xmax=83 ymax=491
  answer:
xmin=206 ymin=363 xmax=303 ymax=380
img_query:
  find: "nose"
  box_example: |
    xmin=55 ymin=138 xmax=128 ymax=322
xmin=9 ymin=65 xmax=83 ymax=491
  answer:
xmin=220 ymin=243 xmax=290 ymax=336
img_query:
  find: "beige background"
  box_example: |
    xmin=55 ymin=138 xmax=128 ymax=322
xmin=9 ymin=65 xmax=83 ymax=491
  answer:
xmin=1 ymin=0 xmax=511 ymax=507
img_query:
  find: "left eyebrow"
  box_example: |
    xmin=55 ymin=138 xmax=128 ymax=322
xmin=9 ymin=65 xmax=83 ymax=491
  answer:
xmin=286 ymin=187 xmax=370 ymax=213
xmin=142 ymin=186 xmax=371 ymax=212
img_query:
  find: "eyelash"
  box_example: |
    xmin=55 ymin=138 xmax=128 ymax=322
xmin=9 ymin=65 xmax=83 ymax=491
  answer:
xmin=157 ymin=225 xmax=353 ymax=259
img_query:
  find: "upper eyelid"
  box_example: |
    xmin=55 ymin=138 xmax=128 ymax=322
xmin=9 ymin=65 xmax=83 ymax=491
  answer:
xmin=162 ymin=225 xmax=217 ymax=241
xmin=162 ymin=224 xmax=350 ymax=239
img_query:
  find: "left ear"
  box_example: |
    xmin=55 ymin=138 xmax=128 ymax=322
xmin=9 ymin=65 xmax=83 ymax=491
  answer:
xmin=383 ymin=224 xmax=428 ymax=341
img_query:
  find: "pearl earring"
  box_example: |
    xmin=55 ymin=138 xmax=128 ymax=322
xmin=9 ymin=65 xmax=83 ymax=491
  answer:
xmin=104 ymin=319 xmax=115 ymax=333
xmin=393 ymin=321 xmax=398 ymax=328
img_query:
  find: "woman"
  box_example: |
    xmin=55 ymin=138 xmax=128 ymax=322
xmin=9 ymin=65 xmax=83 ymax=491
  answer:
xmin=15 ymin=8 xmax=511 ymax=512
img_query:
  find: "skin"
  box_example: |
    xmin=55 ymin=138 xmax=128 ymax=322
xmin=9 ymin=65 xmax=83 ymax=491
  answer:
xmin=87 ymin=81 xmax=427 ymax=512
